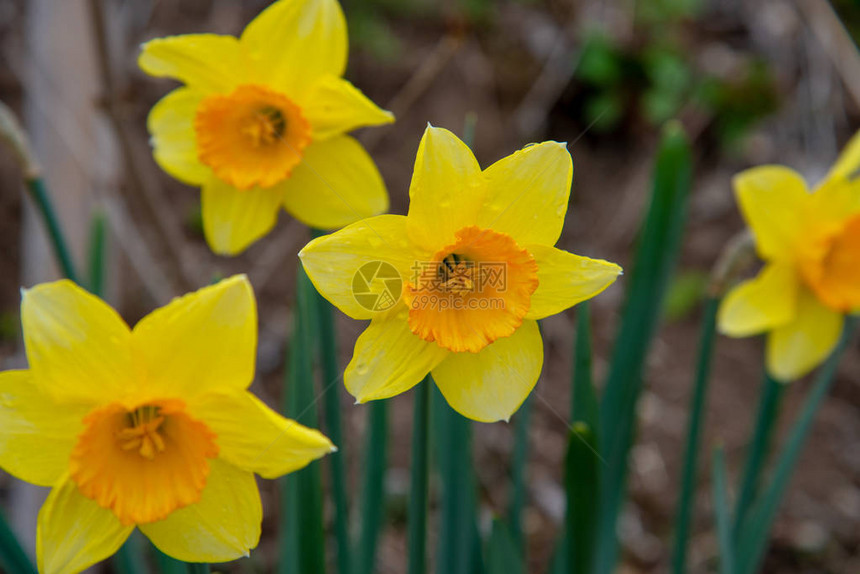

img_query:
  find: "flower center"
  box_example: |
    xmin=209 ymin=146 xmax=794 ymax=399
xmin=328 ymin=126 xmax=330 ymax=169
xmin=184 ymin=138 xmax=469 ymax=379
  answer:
xmin=404 ymin=226 xmax=539 ymax=353
xmin=117 ymin=405 xmax=166 ymax=460
xmin=70 ymin=399 xmax=218 ymax=525
xmin=194 ymin=84 xmax=312 ymax=191
xmin=800 ymin=213 xmax=860 ymax=312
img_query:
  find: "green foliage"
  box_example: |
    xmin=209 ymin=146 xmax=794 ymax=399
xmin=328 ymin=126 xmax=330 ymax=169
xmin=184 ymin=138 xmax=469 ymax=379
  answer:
xmin=573 ymin=26 xmax=777 ymax=141
xmin=0 ymin=312 xmax=19 ymax=342
xmin=0 ymin=508 xmax=36 ymax=574
xmin=486 ymin=519 xmax=524 ymax=574
xmin=694 ymin=61 xmax=779 ymax=146
xmin=662 ymin=270 xmax=709 ymax=321
xmin=595 ymin=123 xmax=693 ymax=573
xmin=280 ymin=266 xmax=326 ymax=574
xmin=735 ymin=318 xmax=858 ymax=574
xmin=671 ymin=297 xmax=720 ymax=573
xmin=712 ymin=447 xmax=736 ymax=574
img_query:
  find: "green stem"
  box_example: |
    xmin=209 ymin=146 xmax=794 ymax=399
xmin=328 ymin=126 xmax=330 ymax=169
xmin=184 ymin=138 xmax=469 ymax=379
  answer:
xmin=671 ymin=297 xmax=720 ymax=574
xmin=87 ymin=211 xmax=106 ymax=296
xmin=185 ymin=564 xmax=208 ymax=574
xmin=25 ymin=177 xmax=79 ymax=283
xmin=572 ymin=302 xmax=598 ymax=428
xmin=280 ymin=265 xmax=326 ymax=574
xmin=407 ymin=377 xmax=431 ymax=574
xmin=509 ymin=393 xmax=532 ymax=553
xmin=112 ymin=531 xmax=146 ymax=574
xmin=567 ymin=302 xmax=600 ymax=574
xmin=153 ymin=547 xmax=185 ymax=574
xmin=595 ymin=124 xmax=692 ymax=574
xmin=434 ymin=389 xmax=477 ymax=574
xmin=736 ymin=317 xmax=857 ymax=574
xmin=357 ymin=401 xmax=389 ymax=574
xmin=310 ymin=228 xmax=352 ymax=574
xmin=712 ymin=447 xmax=735 ymax=574
xmin=0 ymin=507 xmax=36 ymax=574
xmin=731 ymin=372 xmax=784 ymax=540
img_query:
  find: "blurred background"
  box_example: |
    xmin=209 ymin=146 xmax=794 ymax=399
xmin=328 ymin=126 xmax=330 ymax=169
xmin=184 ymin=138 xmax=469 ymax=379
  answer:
xmin=1 ymin=0 xmax=859 ymax=572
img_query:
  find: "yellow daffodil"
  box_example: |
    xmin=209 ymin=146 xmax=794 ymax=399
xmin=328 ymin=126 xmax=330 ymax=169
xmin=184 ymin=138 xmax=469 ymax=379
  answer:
xmin=300 ymin=126 xmax=622 ymax=422
xmin=718 ymin=132 xmax=860 ymax=381
xmin=138 ymin=0 xmax=394 ymax=255
xmin=0 ymin=276 xmax=334 ymax=573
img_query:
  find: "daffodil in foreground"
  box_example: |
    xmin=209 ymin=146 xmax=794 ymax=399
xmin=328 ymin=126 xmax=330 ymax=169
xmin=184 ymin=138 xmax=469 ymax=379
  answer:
xmin=718 ymin=132 xmax=860 ymax=381
xmin=139 ymin=0 xmax=393 ymax=255
xmin=300 ymin=126 xmax=622 ymax=422
xmin=0 ymin=276 xmax=334 ymax=573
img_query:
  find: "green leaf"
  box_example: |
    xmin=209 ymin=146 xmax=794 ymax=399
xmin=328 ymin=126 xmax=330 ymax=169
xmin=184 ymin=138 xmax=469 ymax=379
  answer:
xmin=670 ymin=296 xmax=720 ymax=574
xmin=0 ymin=507 xmax=36 ymax=574
xmin=595 ymin=122 xmax=693 ymax=574
xmin=311 ymin=230 xmax=352 ymax=574
xmin=509 ymin=394 xmax=533 ymax=553
xmin=662 ymin=271 xmax=708 ymax=321
xmin=26 ymin=177 xmax=79 ymax=283
xmin=279 ymin=265 xmax=325 ymax=574
xmin=731 ymin=373 xmax=784 ymax=541
xmin=485 ymin=519 xmax=524 ymax=574
xmin=87 ymin=210 xmax=107 ymax=297
xmin=407 ymin=378 xmax=432 ymax=574
xmin=112 ymin=531 xmax=148 ymax=574
xmin=572 ymin=303 xmax=599 ymax=429
xmin=357 ymin=401 xmax=389 ymax=574
xmin=736 ymin=318 xmax=858 ymax=574
xmin=153 ymin=547 xmax=185 ymax=574
xmin=565 ymin=422 xmax=600 ymax=574
xmin=712 ymin=447 xmax=735 ymax=574
xmin=433 ymin=388 xmax=480 ymax=574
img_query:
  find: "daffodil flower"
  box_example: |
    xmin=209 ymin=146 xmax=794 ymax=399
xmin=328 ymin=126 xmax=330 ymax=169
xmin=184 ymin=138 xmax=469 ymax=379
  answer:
xmin=300 ymin=126 xmax=622 ymax=422
xmin=718 ymin=132 xmax=860 ymax=381
xmin=139 ymin=0 xmax=394 ymax=255
xmin=0 ymin=276 xmax=334 ymax=573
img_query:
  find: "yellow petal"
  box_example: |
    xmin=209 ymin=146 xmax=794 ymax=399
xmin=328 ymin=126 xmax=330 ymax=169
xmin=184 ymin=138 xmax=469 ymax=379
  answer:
xmin=477 ymin=141 xmax=572 ymax=246
xmin=809 ymin=176 xmax=860 ymax=229
xmin=525 ymin=245 xmax=622 ymax=320
xmin=37 ymin=474 xmax=133 ymax=574
xmin=0 ymin=371 xmax=88 ymax=486
xmin=148 ymin=87 xmax=209 ymax=186
xmin=432 ymin=319 xmax=543 ymax=422
xmin=766 ymin=289 xmax=844 ymax=382
xmin=718 ymin=263 xmax=798 ymax=337
xmin=190 ymin=390 xmax=333 ymax=479
xmin=22 ymin=280 xmax=133 ymax=404
xmin=201 ymin=175 xmax=284 ymax=255
xmin=300 ymin=214 xmax=425 ymax=320
xmin=304 ymin=76 xmax=394 ymax=141
xmin=345 ymin=317 xmax=449 ymax=403
xmin=406 ymin=126 xmax=485 ymax=251
xmin=733 ymin=165 xmax=809 ymax=261
xmin=240 ymin=0 xmax=346 ymax=97
xmin=281 ymin=135 xmax=389 ymax=230
xmin=138 ymin=34 xmax=245 ymax=93
xmin=139 ymin=458 xmax=261 ymax=562
xmin=827 ymin=129 xmax=860 ymax=181
xmin=132 ymin=276 xmax=256 ymax=399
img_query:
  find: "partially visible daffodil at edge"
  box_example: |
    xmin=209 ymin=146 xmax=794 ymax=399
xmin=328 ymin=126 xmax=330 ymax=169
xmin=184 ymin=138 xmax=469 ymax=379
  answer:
xmin=718 ymin=131 xmax=860 ymax=381
xmin=300 ymin=126 xmax=622 ymax=423
xmin=139 ymin=0 xmax=394 ymax=255
xmin=0 ymin=276 xmax=334 ymax=574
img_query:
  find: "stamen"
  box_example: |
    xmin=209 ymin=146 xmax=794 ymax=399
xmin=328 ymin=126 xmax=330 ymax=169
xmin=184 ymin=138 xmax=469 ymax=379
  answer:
xmin=116 ymin=406 xmax=167 ymax=460
xmin=438 ymin=254 xmax=475 ymax=294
